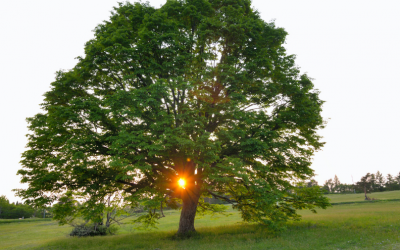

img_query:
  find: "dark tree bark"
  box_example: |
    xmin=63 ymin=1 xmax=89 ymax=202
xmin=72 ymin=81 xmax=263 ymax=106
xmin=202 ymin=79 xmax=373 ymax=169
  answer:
xmin=177 ymin=184 xmax=200 ymax=235
xmin=364 ymin=186 xmax=369 ymax=200
xmin=106 ymin=211 xmax=111 ymax=228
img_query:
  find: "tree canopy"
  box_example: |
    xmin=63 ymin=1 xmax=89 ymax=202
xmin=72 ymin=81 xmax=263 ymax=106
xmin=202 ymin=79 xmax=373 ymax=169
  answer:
xmin=16 ymin=0 xmax=329 ymax=234
xmin=0 ymin=195 xmax=38 ymax=219
xmin=356 ymin=173 xmax=374 ymax=199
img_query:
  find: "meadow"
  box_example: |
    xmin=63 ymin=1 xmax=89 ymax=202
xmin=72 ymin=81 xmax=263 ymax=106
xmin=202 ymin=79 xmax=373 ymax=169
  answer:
xmin=325 ymin=190 xmax=400 ymax=203
xmin=1 ymin=191 xmax=399 ymax=250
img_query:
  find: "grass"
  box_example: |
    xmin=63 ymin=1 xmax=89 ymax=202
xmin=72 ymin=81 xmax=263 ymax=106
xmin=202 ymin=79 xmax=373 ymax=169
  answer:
xmin=325 ymin=190 xmax=400 ymax=203
xmin=0 ymin=191 xmax=399 ymax=249
xmin=0 ymin=219 xmax=70 ymax=249
xmin=0 ymin=218 xmax=51 ymax=224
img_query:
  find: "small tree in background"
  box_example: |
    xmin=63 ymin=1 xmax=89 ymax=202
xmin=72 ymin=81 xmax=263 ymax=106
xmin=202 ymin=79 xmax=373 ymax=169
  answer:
xmin=375 ymin=171 xmax=385 ymax=192
xmin=368 ymin=173 xmax=376 ymax=191
xmin=0 ymin=196 xmax=37 ymax=219
xmin=333 ymin=175 xmax=341 ymax=193
xmin=307 ymin=179 xmax=318 ymax=188
xmin=395 ymin=172 xmax=400 ymax=190
xmin=323 ymin=179 xmax=334 ymax=193
xmin=385 ymin=174 xmax=396 ymax=191
xmin=0 ymin=196 xmax=9 ymax=218
xmin=356 ymin=173 xmax=374 ymax=200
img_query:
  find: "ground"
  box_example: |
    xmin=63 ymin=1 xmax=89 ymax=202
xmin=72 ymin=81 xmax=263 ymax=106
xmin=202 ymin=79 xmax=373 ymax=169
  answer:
xmin=1 ymin=191 xmax=400 ymax=249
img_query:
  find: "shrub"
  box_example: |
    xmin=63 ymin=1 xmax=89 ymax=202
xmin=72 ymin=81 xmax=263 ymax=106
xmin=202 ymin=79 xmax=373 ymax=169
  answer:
xmin=69 ymin=224 xmax=118 ymax=237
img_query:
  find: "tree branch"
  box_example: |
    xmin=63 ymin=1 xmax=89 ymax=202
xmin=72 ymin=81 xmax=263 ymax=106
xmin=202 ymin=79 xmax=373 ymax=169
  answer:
xmin=207 ymin=190 xmax=235 ymax=204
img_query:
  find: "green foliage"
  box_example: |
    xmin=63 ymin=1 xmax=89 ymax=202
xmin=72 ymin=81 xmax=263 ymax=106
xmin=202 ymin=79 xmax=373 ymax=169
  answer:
xmin=0 ymin=195 xmax=39 ymax=219
xmin=322 ymin=176 xmax=355 ymax=194
xmin=69 ymin=224 xmax=118 ymax=237
xmin=16 ymin=0 xmax=328 ymax=232
xmin=356 ymin=173 xmax=375 ymax=196
xmin=195 ymin=198 xmax=231 ymax=219
xmin=130 ymin=210 xmax=163 ymax=230
xmin=52 ymin=193 xmax=79 ymax=225
xmin=69 ymin=225 xmax=104 ymax=237
xmin=52 ymin=190 xmax=134 ymax=232
xmin=233 ymin=183 xmax=330 ymax=231
xmin=322 ymin=171 xmax=400 ymax=194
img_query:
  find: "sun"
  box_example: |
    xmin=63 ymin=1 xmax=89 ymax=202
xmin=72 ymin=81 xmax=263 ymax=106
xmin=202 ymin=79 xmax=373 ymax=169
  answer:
xmin=178 ymin=178 xmax=186 ymax=188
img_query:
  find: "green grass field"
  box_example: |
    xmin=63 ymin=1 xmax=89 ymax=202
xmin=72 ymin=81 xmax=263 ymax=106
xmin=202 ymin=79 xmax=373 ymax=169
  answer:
xmin=1 ymin=191 xmax=399 ymax=250
xmin=325 ymin=190 xmax=400 ymax=203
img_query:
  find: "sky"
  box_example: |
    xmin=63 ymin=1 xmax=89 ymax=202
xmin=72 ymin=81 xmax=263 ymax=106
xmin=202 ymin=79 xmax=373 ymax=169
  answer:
xmin=1 ymin=0 xmax=400 ymax=202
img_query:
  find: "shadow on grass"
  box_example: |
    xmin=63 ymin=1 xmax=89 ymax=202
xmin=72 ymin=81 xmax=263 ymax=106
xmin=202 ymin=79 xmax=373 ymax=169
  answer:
xmin=34 ymin=218 xmax=400 ymax=250
xmin=35 ymin=223 xmax=283 ymax=250
xmin=174 ymin=223 xmax=276 ymax=237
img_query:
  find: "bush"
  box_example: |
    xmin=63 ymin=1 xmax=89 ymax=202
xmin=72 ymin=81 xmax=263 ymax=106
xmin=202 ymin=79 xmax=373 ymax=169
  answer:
xmin=107 ymin=224 xmax=119 ymax=235
xmin=69 ymin=224 xmax=118 ymax=237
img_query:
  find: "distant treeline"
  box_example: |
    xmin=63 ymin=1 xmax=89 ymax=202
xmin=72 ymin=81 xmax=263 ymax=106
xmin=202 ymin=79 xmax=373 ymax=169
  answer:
xmin=0 ymin=195 xmax=52 ymax=219
xmin=317 ymin=171 xmax=400 ymax=194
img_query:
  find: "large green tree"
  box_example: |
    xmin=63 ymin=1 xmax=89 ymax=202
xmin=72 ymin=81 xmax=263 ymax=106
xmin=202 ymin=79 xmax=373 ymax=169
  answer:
xmin=16 ymin=0 xmax=329 ymax=235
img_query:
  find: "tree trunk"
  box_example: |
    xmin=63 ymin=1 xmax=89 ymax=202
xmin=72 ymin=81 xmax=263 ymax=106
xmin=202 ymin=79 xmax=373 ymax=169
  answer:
xmin=177 ymin=188 xmax=200 ymax=235
xmin=364 ymin=186 xmax=368 ymax=200
xmin=106 ymin=211 xmax=111 ymax=228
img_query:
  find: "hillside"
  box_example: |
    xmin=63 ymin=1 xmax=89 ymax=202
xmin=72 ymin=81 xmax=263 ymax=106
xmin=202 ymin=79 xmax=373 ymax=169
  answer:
xmin=325 ymin=190 xmax=400 ymax=203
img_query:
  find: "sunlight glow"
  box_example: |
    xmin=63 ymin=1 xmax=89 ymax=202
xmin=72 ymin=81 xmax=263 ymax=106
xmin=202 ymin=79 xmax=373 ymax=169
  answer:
xmin=178 ymin=178 xmax=186 ymax=189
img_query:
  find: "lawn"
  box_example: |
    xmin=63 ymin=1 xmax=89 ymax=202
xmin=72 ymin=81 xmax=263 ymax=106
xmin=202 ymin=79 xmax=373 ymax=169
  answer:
xmin=0 ymin=191 xmax=399 ymax=249
xmin=325 ymin=190 xmax=400 ymax=203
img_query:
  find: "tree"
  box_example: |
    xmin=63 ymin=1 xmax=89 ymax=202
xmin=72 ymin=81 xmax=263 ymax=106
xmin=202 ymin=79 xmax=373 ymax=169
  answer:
xmin=0 ymin=195 xmax=9 ymax=217
xmin=333 ymin=175 xmax=340 ymax=193
xmin=323 ymin=179 xmax=334 ymax=193
xmin=395 ymin=172 xmax=400 ymax=190
xmin=385 ymin=174 xmax=396 ymax=191
xmin=307 ymin=179 xmax=318 ymax=188
xmin=0 ymin=196 xmax=37 ymax=219
xmin=369 ymin=173 xmax=376 ymax=191
xmin=375 ymin=171 xmax=385 ymax=191
xmin=52 ymin=190 xmax=133 ymax=235
xmin=16 ymin=0 xmax=329 ymax=235
xmin=356 ymin=173 xmax=374 ymax=200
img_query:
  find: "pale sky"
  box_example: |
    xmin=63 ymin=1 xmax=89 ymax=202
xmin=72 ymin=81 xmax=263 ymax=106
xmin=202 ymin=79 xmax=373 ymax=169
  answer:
xmin=1 ymin=0 xmax=400 ymax=202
